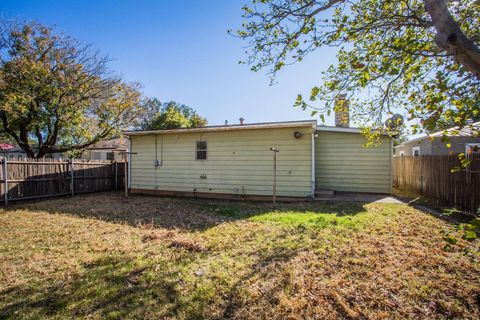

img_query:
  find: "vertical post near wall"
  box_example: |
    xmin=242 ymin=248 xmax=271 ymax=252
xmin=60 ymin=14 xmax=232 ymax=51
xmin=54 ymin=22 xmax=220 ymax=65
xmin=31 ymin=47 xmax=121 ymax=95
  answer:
xmin=118 ymin=150 xmax=137 ymax=198
xmin=114 ymin=159 xmax=118 ymax=191
xmin=70 ymin=158 xmax=74 ymax=196
xmin=2 ymin=157 xmax=8 ymax=205
xmin=124 ymin=157 xmax=128 ymax=198
xmin=270 ymin=147 xmax=279 ymax=205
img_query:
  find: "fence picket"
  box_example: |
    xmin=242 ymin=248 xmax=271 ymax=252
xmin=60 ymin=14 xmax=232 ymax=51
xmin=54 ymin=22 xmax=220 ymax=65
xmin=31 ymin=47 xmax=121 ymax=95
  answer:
xmin=393 ymin=154 xmax=480 ymax=213
xmin=0 ymin=157 xmax=127 ymax=203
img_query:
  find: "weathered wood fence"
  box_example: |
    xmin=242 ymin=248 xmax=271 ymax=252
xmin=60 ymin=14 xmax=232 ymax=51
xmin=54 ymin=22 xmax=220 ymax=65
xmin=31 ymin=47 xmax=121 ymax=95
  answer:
xmin=0 ymin=157 xmax=127 ymax=204
xmin=393 ymin=154 xmax=480 ymax=213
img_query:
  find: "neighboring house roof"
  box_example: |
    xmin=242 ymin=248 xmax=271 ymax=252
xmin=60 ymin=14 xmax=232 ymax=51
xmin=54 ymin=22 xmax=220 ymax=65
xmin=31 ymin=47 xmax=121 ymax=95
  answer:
xmin=428 ymin=121 xmax=480 ymax=138
xmin=123 ymin=120 xmax=318 ymax=136
xmin=0 ymin=143 xmax=16 ymax=150
xmin=0 ymin=144 xmax=25 ymax=153
xmin=86 ymin=138 xmax=128 ymax=150
xmin=395 ymin=121 xmax=480 ymax=148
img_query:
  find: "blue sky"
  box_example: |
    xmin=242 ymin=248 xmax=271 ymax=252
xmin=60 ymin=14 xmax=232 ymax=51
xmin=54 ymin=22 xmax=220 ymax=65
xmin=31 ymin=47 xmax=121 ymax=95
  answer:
xmin=1 ymin=0 xmax=340 ymax=126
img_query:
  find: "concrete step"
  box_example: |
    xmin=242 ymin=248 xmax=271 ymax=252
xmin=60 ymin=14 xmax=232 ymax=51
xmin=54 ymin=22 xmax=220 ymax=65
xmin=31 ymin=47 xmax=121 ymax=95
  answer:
xmin=315 ymin=189 xmax=334 ymax=198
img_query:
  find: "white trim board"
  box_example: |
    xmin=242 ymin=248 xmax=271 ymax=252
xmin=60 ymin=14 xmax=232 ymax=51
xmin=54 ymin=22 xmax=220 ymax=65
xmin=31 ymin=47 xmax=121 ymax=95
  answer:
xmin=316 ymin=126 xmax=362 ymax=133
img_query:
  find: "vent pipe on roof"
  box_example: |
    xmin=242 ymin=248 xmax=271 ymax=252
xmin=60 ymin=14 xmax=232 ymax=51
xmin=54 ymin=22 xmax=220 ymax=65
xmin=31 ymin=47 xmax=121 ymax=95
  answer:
xmin=239 ymin=117 xmax=245 ymax=125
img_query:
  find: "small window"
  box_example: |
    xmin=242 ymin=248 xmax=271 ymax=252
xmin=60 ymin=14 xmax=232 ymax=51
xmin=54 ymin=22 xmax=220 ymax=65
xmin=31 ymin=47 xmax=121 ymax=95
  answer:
xmin=107 ymin=152 xmax=115 ymax=161
xmin=196 ymin=141 xmax=207 ymax=160
xmin=400 ymin=151 xmax=405 ymax=157
xmin=412 ymin=146 xmax=420 ymax=157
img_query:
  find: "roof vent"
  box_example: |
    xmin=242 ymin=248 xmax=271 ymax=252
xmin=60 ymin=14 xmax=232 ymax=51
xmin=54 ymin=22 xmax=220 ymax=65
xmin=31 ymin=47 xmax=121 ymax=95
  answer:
xmin=239 ymin=117 xmax=245 ymax=125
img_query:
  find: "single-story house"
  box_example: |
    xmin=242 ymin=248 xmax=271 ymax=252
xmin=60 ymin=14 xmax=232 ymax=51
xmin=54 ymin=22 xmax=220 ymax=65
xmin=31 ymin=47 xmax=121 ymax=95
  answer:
xmin=0 ymin=143 xmax=63 ymax=159
xmin=123 ymin=116 xmax=392 ymax=200
xmin=394 ymin=121 xmax=480 ymax=157
xmin=0 ymin=138 xmax=128 ymax=161
xmin=81 ymin=138 xmax=128 ymax=161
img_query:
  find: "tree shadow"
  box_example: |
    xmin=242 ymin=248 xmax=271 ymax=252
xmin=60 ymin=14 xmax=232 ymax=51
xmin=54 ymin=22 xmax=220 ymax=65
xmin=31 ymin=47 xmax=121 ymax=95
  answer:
xmin=0 ymin=256 xmax=182 ymax=319
xmin=7 ymin=192 xmax=368 ymax=231
xmin=221 ymin=244 xmax=303 ymax=319
xmin=1 ymin=195 xmax=375 ymax=319
xmin=0 ymin=239 xmax=317 ymax=319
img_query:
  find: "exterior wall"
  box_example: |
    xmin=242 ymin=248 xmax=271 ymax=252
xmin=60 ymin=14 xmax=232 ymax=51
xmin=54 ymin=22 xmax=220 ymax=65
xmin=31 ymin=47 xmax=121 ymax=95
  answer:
xmin=394 ymin=139 xmax=432 ymax=157
xmin=130 ymin=127 xmax=313 ymax=198
xmin=87 ymin=150 xmax=107 ymax=160
xmin=431 ymin=136 xmax=480 ymax=155
xmin=394 ymin=136 xmax=480 ymax=156
xmin=315 ymin=131 xmax=391 ymax=193
xmin=82 ymin=149 xmax=126 ymax=161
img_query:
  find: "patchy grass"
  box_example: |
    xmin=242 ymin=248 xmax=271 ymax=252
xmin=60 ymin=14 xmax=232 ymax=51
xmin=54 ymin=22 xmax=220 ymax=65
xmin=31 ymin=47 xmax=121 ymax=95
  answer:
xmin=0 ymin=192 xmax=479 ymax=319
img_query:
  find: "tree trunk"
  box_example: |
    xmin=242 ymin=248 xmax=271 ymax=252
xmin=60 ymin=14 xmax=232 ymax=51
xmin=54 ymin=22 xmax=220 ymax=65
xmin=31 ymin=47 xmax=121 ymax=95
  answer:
xmin=424 ymin=0 xmax=480 ymax=79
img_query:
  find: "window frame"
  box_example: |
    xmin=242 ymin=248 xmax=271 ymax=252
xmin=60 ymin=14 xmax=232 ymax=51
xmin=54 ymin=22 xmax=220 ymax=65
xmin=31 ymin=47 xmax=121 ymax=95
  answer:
xmin=195 ymin=141 xmax=207 ymax=160
xmin=412 ymin=146 xmax=420 ymax=157
xmin=466 ymin=143 xmax=480 ymax=158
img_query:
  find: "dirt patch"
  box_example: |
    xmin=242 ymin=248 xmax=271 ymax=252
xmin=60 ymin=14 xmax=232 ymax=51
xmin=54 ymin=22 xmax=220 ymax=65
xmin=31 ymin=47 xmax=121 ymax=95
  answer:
xmin=10 ymin=192 xmax=232 ymax=230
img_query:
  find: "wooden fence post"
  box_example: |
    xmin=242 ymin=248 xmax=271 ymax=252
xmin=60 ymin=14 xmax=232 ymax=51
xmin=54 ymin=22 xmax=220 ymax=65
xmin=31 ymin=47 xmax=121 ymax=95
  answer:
xmin=114 ymin=160 xmax=118 ymax=191
xmin=70 ymin=158 xmax=74 ymax=196
xmin=124 ymin=160 xmax=128 ymax=198
xmin=2 ymin=157 xmax=7 ymax=206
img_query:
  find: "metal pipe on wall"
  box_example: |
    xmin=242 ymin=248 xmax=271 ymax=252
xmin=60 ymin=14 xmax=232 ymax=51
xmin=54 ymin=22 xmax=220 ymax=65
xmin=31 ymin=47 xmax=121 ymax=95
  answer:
xmin=270 ymin=147 xmax=279 ymax=205
xmin=311 ymin=132 xmax=316 ymax=197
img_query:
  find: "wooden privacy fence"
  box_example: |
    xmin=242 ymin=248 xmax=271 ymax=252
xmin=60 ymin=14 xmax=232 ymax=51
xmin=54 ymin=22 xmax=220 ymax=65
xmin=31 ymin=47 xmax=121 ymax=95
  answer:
xmin=393 ymin=154 xmax=480 ymax=213
xmin=0 ymin=157 xmax=127 ymax=204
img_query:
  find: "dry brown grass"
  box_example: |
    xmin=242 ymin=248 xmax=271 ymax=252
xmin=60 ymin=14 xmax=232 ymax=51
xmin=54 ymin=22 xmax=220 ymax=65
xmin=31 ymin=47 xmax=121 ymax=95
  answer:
xmin=0 ymin=192 xmax=479 ymax=319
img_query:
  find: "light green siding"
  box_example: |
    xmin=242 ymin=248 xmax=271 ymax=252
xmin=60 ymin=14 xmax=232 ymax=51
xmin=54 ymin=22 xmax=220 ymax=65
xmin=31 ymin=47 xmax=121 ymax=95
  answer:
xmin=130 ymin=127 xmax=313 ymax=197
xmin=315 ymin=131 xmax=391 ymax=193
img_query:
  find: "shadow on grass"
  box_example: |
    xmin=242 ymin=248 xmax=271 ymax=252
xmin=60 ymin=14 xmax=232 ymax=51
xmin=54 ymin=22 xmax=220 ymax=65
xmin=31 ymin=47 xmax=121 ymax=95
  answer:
xmin=0 ymin=256 xmax=182 ymax=319
xmin=221 ymin=244 xmax=303 ymax=319
xmin=5 ymin=192 xmax=370 ymax=231
xmin=0 ymin=233 xmax=318 ymax=319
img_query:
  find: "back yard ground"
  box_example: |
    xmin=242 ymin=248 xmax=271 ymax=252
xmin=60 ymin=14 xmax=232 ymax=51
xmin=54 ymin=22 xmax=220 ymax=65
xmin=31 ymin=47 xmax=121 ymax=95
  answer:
xmin=0 ymin=193 xmax=479 ymax=319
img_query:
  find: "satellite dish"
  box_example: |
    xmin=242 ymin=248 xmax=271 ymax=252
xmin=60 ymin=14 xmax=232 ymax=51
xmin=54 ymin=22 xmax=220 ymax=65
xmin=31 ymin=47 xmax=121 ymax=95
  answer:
xmin=385 ymin=114 xmax=404 ymax=130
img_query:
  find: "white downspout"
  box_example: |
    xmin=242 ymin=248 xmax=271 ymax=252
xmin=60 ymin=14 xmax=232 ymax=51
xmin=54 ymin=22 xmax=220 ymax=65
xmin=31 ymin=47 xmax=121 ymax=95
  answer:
xmin=128 ymin=137 xmax=132 ymax=189
xmin=311 ymin=130 xmax=316 ymax=197
xmin=390 ymin=137 xmax=393 ymax=195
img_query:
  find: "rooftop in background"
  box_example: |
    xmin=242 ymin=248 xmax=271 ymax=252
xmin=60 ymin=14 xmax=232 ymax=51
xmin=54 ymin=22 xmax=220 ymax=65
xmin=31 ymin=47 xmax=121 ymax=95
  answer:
xmin=396 ymin=121 xmax=480 ymax=147
xmin=86 ymin=138 xmax=128 ymax=150
xmin=0 ymin=143 xmax=16 ymax=150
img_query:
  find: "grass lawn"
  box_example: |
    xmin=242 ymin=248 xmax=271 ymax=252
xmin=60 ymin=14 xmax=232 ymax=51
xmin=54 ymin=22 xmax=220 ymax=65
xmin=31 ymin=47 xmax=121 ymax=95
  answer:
xmin=0 ymin=192 xmax=479 ymax=319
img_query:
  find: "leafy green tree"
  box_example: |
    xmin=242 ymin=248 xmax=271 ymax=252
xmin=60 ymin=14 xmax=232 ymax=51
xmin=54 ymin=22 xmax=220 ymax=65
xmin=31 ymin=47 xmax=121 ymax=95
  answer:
xmin=424 ymin=112 xmax=480 ymax=134
xmin=0 ymin=129 xmax=14 ymax=144
xmin=0 ymin=21 xmax=144 ymax=158
xmin=139 ymin=99 xmax=208 ymax=130
xmin=233 ymin=0 xmax=479 ymax=139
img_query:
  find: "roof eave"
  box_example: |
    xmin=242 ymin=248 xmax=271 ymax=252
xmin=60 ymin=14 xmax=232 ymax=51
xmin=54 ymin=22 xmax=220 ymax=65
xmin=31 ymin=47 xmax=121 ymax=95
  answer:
xmin=123 ymin=121 xmax=317 ymax=136
xmin=316 ymin=126 xmax=362 ymax=133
